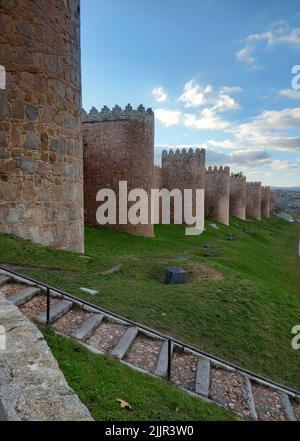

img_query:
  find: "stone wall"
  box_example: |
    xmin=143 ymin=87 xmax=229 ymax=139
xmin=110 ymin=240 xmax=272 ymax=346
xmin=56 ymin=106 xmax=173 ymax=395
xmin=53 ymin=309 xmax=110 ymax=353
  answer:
xmin=229 ymin=174 xmax=247 ymax=220
xmin=0 ymin=0 xmax=84 ymax=252
xmin=82 ymin=105 xmax=154 ymax=237
xmin=261 ymin=186 xmax=270 ymax=218
xmin=161 ymin=148 xmax=205 ymax=229
xmin=246 ymin=182 xmax=262 ymax=220
xmin=205 ymin=166 xmax=230 ymax=225
xmin=153 ymin=165 xmax=163 ymax=189
xmin=270 ymin=190 xmax=280 ymax=215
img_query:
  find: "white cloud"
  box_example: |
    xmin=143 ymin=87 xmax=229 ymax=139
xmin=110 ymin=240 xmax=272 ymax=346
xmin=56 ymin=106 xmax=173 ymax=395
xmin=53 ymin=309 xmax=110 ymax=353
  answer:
xmin=184 ymin=108 xmax=230 ymax=131
xmin=270 ymin=160 xmax=299 ymax=170
xmin=152 ymin=86 xmax=168 ymax=103
xmin=220 ymin=86 xmax=242 ymax=94
xmin=247 ymin=171 xmax=272 ymax=177
xmin=279 ymin=89 xmax=300 ymax=100
xmin=178 ymin=80 xmax=211 ymax=108
xmin=211 ymin=93 xmax=240 ymax=112
xmin=236 ymin=45 xmax=262 ymax=70
xmin=206 ymin=139 xmax=235 ymax=149
xmin=236 ymin=22 xmax=300 ymax=70
xmin=154 ymin=108 xmax=181 ymax=127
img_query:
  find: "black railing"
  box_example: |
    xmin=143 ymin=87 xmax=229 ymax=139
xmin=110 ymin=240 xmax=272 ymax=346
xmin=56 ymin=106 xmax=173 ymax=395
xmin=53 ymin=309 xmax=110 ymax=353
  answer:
xmin=0 ymin=265 xmax=299 ymax=396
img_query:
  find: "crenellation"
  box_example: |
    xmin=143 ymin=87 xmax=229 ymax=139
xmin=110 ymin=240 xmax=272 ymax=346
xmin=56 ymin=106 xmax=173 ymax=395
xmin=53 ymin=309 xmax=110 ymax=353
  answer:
xmin=82 ymin=104 xmax=154 ymax=123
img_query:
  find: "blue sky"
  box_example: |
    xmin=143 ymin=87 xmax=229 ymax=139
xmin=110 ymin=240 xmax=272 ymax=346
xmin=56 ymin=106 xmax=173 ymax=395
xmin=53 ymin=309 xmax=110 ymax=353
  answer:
xmin=81 ymin=0 xmax=300 ymax=186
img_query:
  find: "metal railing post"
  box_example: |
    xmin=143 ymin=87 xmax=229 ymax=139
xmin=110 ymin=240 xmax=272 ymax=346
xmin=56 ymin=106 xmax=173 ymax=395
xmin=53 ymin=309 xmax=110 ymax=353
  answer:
xmin=46 ymin=287 xmax=50 ymax=326
xmin=167 ymin=339 xmax=172 ymax=381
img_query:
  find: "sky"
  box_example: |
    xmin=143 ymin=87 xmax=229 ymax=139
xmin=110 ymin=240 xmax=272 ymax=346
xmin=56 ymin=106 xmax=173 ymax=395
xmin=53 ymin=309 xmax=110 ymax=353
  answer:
xmin=81 ymin=0 xmax=300 ymax=186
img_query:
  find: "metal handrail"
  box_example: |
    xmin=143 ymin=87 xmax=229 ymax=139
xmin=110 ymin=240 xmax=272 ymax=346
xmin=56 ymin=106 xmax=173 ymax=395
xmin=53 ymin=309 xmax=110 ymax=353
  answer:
xmin=1 ymin=265 xmax=299 ymax=396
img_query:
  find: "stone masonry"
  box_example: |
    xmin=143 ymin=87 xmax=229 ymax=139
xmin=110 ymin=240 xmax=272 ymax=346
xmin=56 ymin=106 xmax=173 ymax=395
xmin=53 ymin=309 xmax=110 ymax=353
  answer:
xmin=261 ymin=186 xmax=270 ymax=218
xmin=246 ymin=182 xmax=262 ymax=220
xmin=161 ymin=148 xmax=206 ymax=231
xmin=82 ymin=105 xmax=154 ymax=237
xmin=229 ymin=173 xmax=247 ymax=220
xmin=0 ymin=0 xmax=84 ymax=252
xmin=0 ymin=291 xmax=92 ymax=421
xmin=205 ymin=166 xmax=230 ymax=225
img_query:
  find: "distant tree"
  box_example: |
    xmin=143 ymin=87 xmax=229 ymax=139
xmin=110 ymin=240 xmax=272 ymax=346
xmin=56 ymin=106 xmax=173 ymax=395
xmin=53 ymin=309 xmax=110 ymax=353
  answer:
xmin=232 ymin=171 xmax=243 ymax=178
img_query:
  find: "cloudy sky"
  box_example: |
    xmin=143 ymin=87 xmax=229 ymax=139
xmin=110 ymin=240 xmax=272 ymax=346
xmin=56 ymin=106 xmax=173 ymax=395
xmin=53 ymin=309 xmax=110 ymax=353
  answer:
xmin=81 ymin=0 xmax=300 ymax=186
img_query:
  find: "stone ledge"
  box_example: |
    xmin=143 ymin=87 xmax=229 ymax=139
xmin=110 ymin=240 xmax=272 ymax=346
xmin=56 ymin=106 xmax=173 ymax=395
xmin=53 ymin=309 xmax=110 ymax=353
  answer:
xmin=0 ymin=293 xmax=92 ymax=421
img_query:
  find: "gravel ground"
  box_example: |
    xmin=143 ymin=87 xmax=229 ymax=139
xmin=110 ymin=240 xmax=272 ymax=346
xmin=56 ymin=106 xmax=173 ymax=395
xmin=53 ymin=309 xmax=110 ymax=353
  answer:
xmin=54 ymin=308 xmax=92 ymax=335
xmin=0 ymin=282 xmax=28 ymax=297
xmin=125 ymin=335 xmax=163 ymax=373
xmin=19 ymin=294 xmax=60 ymax=320
xmin=209 ymin=368 xmax=251 ymax=417
xmin=171 ymin=351 xmax=198 ymax=391
xmin=251 ymin=383 xmax=286 ymax=421
xmin=87 ymin=320 xmax=127 ymax=354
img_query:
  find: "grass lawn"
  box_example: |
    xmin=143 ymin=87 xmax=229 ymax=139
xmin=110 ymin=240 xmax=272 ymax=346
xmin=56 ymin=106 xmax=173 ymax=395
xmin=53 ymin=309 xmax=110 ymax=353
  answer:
xmin=1 ymin=216 xmax=300 ymax=389
xmin=42 ymin=327 xmax=237 ymax=421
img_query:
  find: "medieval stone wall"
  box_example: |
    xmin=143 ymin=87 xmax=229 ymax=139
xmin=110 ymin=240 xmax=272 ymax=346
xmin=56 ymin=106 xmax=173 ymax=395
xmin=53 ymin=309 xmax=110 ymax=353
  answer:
xmin=161 ymin=148 xmax=205 ymax=229
xmin=229 ymin=174 xmax=247 ymax=220
xmin=261 ymin=186 xmax=270 ymax=218
xmin=246 ymin=182 xmax=262 ymax=220
xmin=82 ymin=105 xmax=154 ymax=237
xmin=205 ymin=166 xmax=230 ymax=225
xmin=153 ymin=165 xmax=163 ymax=189
xmin=0 ymin=0 xmax=84 ymax=252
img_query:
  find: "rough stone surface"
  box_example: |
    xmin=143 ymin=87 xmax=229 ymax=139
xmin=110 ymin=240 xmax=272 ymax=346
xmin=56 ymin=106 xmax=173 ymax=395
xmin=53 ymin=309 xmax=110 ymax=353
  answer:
xmin=0 ymin=0 xmax=84 ymax=253
xmin=205 ymin=166 xmax=230 ymax=226
xmin=261 ymin=186 xmax=270 ymax=218
xmin=0 ymin=292 xmax=92 ymax=421
xmin=229 ymin=174 xmax=246 ymax=220
xmin=161 ymin=148 xmax=205 ymax=231
xmin=246 ymin=182 xmax=262 ymax=220
xmin=83 ymin=106 xmax=154 ymax=237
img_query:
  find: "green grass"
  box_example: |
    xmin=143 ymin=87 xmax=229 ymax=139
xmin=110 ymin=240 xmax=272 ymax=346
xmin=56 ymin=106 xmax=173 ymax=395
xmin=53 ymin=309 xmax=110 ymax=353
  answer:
xmin=1 ymin=216 xmax=300 ymax=389
xmin=42 ymin=327 xmax=237 ymax=421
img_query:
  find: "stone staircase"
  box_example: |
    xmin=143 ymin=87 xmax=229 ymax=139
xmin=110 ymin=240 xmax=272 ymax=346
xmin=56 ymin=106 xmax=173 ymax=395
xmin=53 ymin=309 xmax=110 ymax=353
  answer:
xmin=1 ymin=270 xmax=299 ymax=421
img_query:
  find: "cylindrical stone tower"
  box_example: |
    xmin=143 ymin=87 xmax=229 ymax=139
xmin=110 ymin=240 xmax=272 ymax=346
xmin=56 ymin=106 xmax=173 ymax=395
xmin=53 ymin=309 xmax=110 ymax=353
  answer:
xmin=229 ymin=173 xmax=247 ymax=220
xmin=82 ymin=104 xmax=154 ymax=237
xmin=0 ymin=0 xmax=84 ymax=252
xmin=162 ymin=148 xmax=206 ymax=231
xmin=246 ymin=182 xmax=262 ymax=220
xmin=205 ymin=166 xmax=230 ymax=225
xmin=261 ymin=186 xmax=270 ymax=218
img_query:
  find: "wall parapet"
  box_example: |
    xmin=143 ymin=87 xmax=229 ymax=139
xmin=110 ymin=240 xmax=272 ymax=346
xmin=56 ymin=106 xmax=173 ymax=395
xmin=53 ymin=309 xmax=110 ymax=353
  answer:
xmin=82 ymin=104 xmax=154 ymax=123
xmin=206 ymin=165 xmax=230 ymax=174
xmin=247 ymin=181 xmax=262 ymax=187
xmin=162 ymin=148 xmax=205 ymax=159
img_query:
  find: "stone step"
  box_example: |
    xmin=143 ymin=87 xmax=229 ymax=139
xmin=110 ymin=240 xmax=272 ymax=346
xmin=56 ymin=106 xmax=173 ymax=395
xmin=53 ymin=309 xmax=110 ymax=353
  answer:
xmin=170 ymin=350 xmax=198 ymax=391
xmin=9 ymin=286 xmax=40 ymax=307
xmin=195 ymin=357 xmax=211 ymax=398
xmin=111 ymin=327 xmax=138 ymax=359
xmin=154 ymin=340 xmax=174 ymax=378
xmin=0 ymin=275 xmax=10 ymax=287
xmin=72 ymin=313 xmax=104 ymax=341
xmin=251 ymin=382 xmax=294 ymax=421
xmin=35 ymin=300 xmax=73 ymax=325
xmin=278 ymin=391 xmax=297 ymax=421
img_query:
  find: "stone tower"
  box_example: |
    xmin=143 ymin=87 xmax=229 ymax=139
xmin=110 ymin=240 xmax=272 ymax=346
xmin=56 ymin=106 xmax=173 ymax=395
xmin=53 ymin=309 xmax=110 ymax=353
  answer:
xmin=0 ymin=0 xmax=84 ymax=252
xmin=161 ymin=148 xmax=206 ymax=231
xmin=261 ymin=186 xmax=270 ymax=218
xmin=246 ymin=182 xmax=262 ymax=220
xmin=229 ymin=173 xmax=247 ymax=220
xmin=82 ymin=104 xmax=154 ymax=237
xmin=205 ymin=166 xmax=230 ymax=225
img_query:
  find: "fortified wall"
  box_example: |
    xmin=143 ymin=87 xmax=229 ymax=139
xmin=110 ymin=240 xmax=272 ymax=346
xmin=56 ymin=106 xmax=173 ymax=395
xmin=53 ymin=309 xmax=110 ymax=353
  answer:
xmin=82 ymin=105 xmax=154 ymax=237
xmin=261 ymin=186 xmax=270 ymax=218
xmin=246 ymin=182 xmax=262 ymax=220
xmin=205 ymin=166 xmax=230 ymax=225
xmin=229 ymin=174 xmax=247 ymax=220
xmin=161 ymin=148 xmax=206 ymax=230
xmin=270 ymin=191 xmax=280 ymax=215
xmin=0 ymin=0 xmax=84 ymax=252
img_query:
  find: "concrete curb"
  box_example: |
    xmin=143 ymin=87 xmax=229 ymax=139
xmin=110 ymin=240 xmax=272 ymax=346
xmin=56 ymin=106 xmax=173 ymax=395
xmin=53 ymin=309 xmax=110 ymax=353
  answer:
xmin=111 ymin=327 xmax=138 ymax=359
xmin=35 ymin=300 xmax=73 ymax=325
xmin=72 ymin=313 xmax=104 ymax=341
xmin=9 ymin=287 xmax=40 ymax=307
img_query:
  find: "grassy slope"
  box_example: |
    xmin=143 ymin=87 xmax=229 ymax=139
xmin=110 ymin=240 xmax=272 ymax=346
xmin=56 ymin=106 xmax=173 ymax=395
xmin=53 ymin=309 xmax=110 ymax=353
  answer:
xmin=0 ymin=216 xmax=300 ymax=389
xmin=43 ymin=328 xmax=237 ymax=421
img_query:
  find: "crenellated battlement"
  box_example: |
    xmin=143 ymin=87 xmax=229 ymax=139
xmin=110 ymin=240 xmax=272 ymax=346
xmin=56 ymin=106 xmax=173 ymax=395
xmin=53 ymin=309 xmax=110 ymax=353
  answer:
xmin=247 ymin=181 xmax=262 ymax=187
xmin=206 ymin=165 xmax=230 ymax=174
xmin=162 ymin=147 xmax=205 ymax=160
xmin=262 ymin=185 xmax=270 ymax=190
xmin=82 ymin=104 xmax=154 ymax=123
